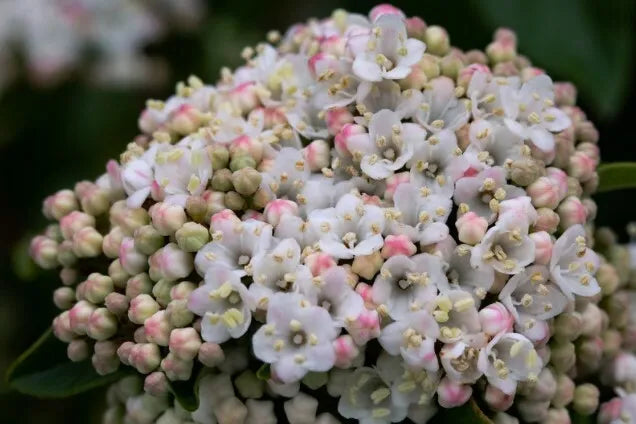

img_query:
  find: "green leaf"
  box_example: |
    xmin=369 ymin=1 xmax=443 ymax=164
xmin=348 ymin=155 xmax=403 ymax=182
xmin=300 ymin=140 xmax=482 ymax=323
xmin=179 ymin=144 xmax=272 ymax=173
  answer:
xmin=168 ymin=364 xmax=205 ymax=412
xmin=6 ymin=328 xmax=126 ymax=398
xmin=570 ymin=410 xmax=595 ymax=424
xmin=256 ymin=363 xmax=271 ymax=381
xmin=430 ymin=398 xmax=493 ymax=424
xmin=597 ymin=162 xmax=636 ymax=192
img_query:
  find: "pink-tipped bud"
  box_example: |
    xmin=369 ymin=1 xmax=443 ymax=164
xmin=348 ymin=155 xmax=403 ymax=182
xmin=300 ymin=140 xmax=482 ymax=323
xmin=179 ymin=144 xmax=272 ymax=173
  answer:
xmin=479 ymin=302 xmax=513 ymax=336
xmin=557 ymin=196 xmax=587 ymax=229
xmin=229 ymin=82 xmax=260 ymax=114
xmin=325 ymin=108 xmax=354 ymax=135
xmin=169 ymin=104 xmax=204 ymax=135
xmin=53 ymin=311 xmax=75 ymax=342
xmin=527 ymin=177 xmax=561 ymax=209
xmin=333 ymin=335 xmax=360 ymax=368
xmin=29 ymin=235 xmax=59 ymax=269
xmin=351 ymin=251 xmax=384 ymax=280
xmin=92 ymin=340 xmax=120 ymax=375
xmin=56 ymin=240 xmax=77 ymax=267
xmin=458 ymin=63 xmax=491 ymax=88
xmin=60 ymin=211 xmax=95 ymax=240
xmin=533 ymin=208 xmax=560 ymax=234
xmin=347 ymin=309 xmax=381 ymax=345
xmin=128 ymin=294 xmax=160 ymax=325
xmin=166 ymin=299 xmax=194 ymax=328
xmin=144 ymin=310 xmax=172 ymax=346
xmin=381 ymin=234 xmax=417 ymax=258
xmin=517 ymin=399 xmax=550 ymax=423
xmin=304 ymin=252 xmax=336 ymax=277
xmin=484 ymin=384 xmax=514 ymax=411
xmin=554 ymin=82 xmax=577 ymax=106
xmin=384 ymin=172 xmax=410 ymax=201
xmin=125 ymin=273 xmax=152 ymax=299
xmin=87 ymin=308 xmax=118 ymax=341
xmin=75 ymin=181 xmax=109 ymax=216
xmin=486 ymin=36 xmax=516 ymax=64
xmin=149 ymin=202 xmax=187 ymax=236
xmin=264 ymin=199 xmax=298 ymax=226
xmin=568 ymin=151 xmax=597 ymax=183
xmin=198 ymin=342 xmax=225 ymax=367
xmin=118 ymin=237 xmax=148 ymax=275
xmin=530 ymin=231 xmax=553 ymax=265
xmin=53 ymin=286 xmax=75 ymax=310
xmin=230 ymin=135 xmax=264 ymax=163
xmin=201 ymin=190 xmax=225 ymax=217
xmin=67 ymin=339 xmax=90 ymax=362
xmin=161 ymin=353 xmax=193 ymax=381
xmin=116 ymin=341 xmax=135 ymax=365
xmin=576 ymin=120 xmax=599 ymax=144
xmin=84 ymin=273 xmax=114 ymax=304
xmin=406 ymin=16 xmax=427 ymax=40
xmin=437 ymin=377 xmax=472 ymax=408
xmin=456 ymin=212 xmax=488 ymax=245
xmin=69 ymin=300 xmax=97 ymax=335
xmin=334 ymin=123 xmax=365 ymax=157
xmin=148 ymin=243 xmax=193 ymax=282
xmin=546 ymin=168 xmax=569 ymax=199
xmin=355 ymin=282 xmax=375 ymax=308
xmin=369 ymin=4 xmax=405 ymax=21
xmin=169 ymin=327 xmax=201 ymax=361
xmin=102 ymin=226 xmax=125 ymax=258
xmin=144 ymin=371 xmax=169 ymax=396
xmin=105 ymin=292 xmax=129 ymax=317
xmin=598 ymin=397 xmax=622 ymax=424
xmin=43 ymin=189 xmax=79 ymax=220
xmin=303 ymin=139 xmax=330 ymax=172
xmin=129 ymin=343 xmax=161 ymax=374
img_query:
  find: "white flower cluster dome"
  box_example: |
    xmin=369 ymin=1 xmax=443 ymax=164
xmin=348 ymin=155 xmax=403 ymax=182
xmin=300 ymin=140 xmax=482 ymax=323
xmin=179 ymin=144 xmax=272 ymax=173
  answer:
xmin=29 ymin=4 xmax=612 ymax=423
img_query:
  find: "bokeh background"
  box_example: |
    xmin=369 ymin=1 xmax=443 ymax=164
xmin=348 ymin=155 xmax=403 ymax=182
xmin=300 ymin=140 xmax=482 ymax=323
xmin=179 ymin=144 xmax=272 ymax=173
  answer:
xmin=0 ymin=1 xmax=634 ymax=422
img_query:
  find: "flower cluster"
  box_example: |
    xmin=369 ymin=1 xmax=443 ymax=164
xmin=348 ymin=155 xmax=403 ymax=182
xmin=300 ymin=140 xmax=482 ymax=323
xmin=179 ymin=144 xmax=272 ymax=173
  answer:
xmin=29 ymin=4 xmax=613 ymax=423
xmin=0 ymin=0 xmax=204 ymax=95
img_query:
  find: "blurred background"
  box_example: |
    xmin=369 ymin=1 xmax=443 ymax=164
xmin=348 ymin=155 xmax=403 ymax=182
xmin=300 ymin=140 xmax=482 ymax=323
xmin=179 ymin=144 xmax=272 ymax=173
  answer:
xmin=0 ymin=0 xmax=634 ymax=422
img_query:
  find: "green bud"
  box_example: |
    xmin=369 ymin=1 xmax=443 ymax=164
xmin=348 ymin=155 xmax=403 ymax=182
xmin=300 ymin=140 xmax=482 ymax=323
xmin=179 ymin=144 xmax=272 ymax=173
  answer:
xmin=229 ymin=154 xmax=256 ymax=172
xmin=420 ymin=54 xmax=440 ymax=79
xmin=439 ymin=54 xmax=464 ymax=79
xmin=208 ymin=145 xmax=230 ymax=170
xmin=572 ymin=384 xmax=599 ymax=416
xmin=234 ymin=370 xmax=263 ymax=399
xmin=301 ymin=371 xmax=328 ymax=390
xmin=250 ymin=188 xmax=272 ymax=210
xmin=597 ymin=262 xmax=620 ymax=295
xmin=175 ymin=222 xmax=210 ymax=252
xmin=108 ymin=259 xmax=130 ymax=289
xmin=165 ymin=299 xmax=194 ymax=328
xmin=575 ymin=336 xmax=603 ymax=375
xmin=551 ymin=374 xmax=575 ymax=408
xmin=601 ymin=290 xmax=629 ymax=329
xmin=231 ymin=167 xmax=262 ymax=196
xmin=553 ymin=311 xmax=583 ymax=342
xmin=211 ymin=169 xmax=234 ymax=192
xmin=224 ymin=191 xmax=246 ymax=211
xmin=464 ymin=49 xmax=488 ymax=65
xmin=57 ymin=240 xmax=77 ymax=267
xmin=549 ymin=341 xmax=576 ymax=373
xmin=134 ymin=225 xmax=165 ymax=255
xmin=509 ymin=158 xmax=545 ymax=187
xmin=126 ymin=273 xmax=154 ymax=298
xmin=152 ymin=279 xmax=175 ymax=308
xmin=424 ymin=26 xmax=450 ymax=56
xmin=186 ymin=195 xmax=208 ymax=223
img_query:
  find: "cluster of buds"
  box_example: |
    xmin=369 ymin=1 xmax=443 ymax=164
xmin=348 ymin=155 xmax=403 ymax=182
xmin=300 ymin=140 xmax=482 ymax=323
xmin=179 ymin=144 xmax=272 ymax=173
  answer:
xmin=28 ymin=4 xmax=620 ymax=423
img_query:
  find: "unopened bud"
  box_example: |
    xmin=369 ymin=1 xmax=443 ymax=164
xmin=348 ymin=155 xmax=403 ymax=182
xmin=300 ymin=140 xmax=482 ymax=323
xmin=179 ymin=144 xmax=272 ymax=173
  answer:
xmin=530 ymin=231 xmax=553 ymax=265
xmin=231 ymin=167 xmax=262 ymax=197
xmin=169 ymin=327 xmax=201 ymax=360
xmin=553 ymin=312 xmax=583 ymax=342
xmin=601 ymin=290 xmax=629 ymax=329
xmin=230 ymin=135 xmax=263 ymax=164
xmin=148 ymin=243 xmax=193 ymax=282
xmin=580 ymin=303 xmax=603 ymax=337
xmin=425 ymin=26 xmax=450 ymax=56
xmin=175 ymin=222 xmax=209 ymax=252
xmin=150 ymin=202 xmax=187 ymax=236
xmin=102 ymin=226 xmax=125 ymax=258
xmin=208 ymin=145 xmax=230 ymax=170
xmin=129 ymin=294 xmax=160 ymax=325
xmin=134 ymin=225 xmax=165 ymax=255
xmin=551 ymin=374 xmax=575 ymax=408
xmin=108 ymin=259 xmax=130 ymax=288
xmin=484 ymin=384 xmax=514 ymax=411
xmin=351 ymin=251 xmax=384 ymax=280
xmin=53 ymin=286 xmax=75 ymax=309
xmin=456 ymin=211 xmax=488 ymax=245
xmin=105 ymin=292 xmax=129 ymax=317
xmin=333 ymin=335 xmax=360 ymax=368
xmin=576 ymin=336 xmax=603 ymax=375
xmin=144 ymin=371 xmax=169 ymax=396
xmin=440 ymin=54 xmax=464 ymax=79
xmin=43 ymin=189 xmax=78 ymax=220
xmin=84 ymin=273 xmax=114 ymax=304
xmin=264 ymin=199 xmax=298 ymax=226
xmin=508 ymin=158 xmax=545 ymax=187
xmin=161 ymin=353 xmax=193 ymax=381
xmin=486 ymin=39 xmax=516 ymax=64
xmin=520 ymin=368 xmax=556 ymax=401
xmin=302 ymin=140 xmax=330 ymax=172
xmin=211 ymin=168 xmax=234 ymax=192
xmin=479 ymin=302 xmax=513 ymax=336
xmin=602 ymin=328 xmax=622 ymax=356
xmin=493 ymin=61 xmax=520 ymax=77
xmin=550 ymin=342 xmax=576 ymax=373
xmin=558 ymin=196 xmax=586 ymax=229
xmin=198 ymin=342 xmax=225 ymax=367
xmin=67 ymin=339 xmax=90 ymax=362
xmin=597 ymin=262 xmax=619 ymax=295
xmin=169 ymin=104 xmax=204 ymax=135
xmin=464 ymin=49 xmax=488 ymax=65
xmin=575 ymin=121 xmax=599 ymax=144
xmin=437 ymin=377 xmax=472 ymax=408
xmin=92 ymin=340 xmax=120 ymax=375
xmin=516 ymin=399 xmax=550 ymax=423
xmin=235 ymin=370 xmax=264 ymax=399
xmin=60 ymin=267 xmax=78 ymax=285
xmin=527 ymin=177 xmax=560 ymax=209
xmin=284 ymin=393 xmax=318 ymax=424
xmin=71 ymin=227 xmax=103 ymax=258
xmin=533 ymin=208 xmax=560 ymax=234
xmin=325 ymin=108 xmax=354 ymax=135
xmin=125 ymin=273 xmax=153 ymax=298
xmin=60 ymin=211 xmax=95 ymax=240
xmin=304 ymin=252 xmax=337 ymax=276
xmin=53 ymin=311 xmax=74 ymax=342
xmin=129 ymin=343 xmax=161 ymax=374
xmin=166 ymin=299 xmax=194 ymax=328
xmin=185 ymin=195 xmax=208 ymax=223
xmin=69 ymin=300 xmax=97 ymax=335
xmin=406 ymin=16 xmax=427 ymax=39
xmin=598 ymin=397 xmax=623 ymax=424
xmin=116 ymin=341 xmax=135 ymax=365
xmin=217 ymin=397 xmax=248 ymax=424
xmin=29 ymin=236 xmax=59 ymax=269
xmin=87 ymin=308 xmax=118 ymax=340
xmin=229 ymin=154 xmax=257 ymax=172
xmin=224 ymin=191 xmax=246 ymax=211
xmin=76 ymin=182 xmax=109 ymax=216
xmin=554 ymin=82 xmax=577 ymax=106
xmin=572 ymin=384 xmax=599 ymax=416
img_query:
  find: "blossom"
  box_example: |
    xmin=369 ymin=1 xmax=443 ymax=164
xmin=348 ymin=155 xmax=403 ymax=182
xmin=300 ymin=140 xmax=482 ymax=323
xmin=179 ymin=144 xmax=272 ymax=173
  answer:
xmin=471 ymin=218 xmax=535 ymax=275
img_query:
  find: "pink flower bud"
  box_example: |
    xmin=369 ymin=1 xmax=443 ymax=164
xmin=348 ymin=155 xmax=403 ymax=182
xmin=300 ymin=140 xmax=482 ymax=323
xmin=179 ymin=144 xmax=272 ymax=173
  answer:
xmin=150 ymin=202 xmax=187 ymax=236
xmin=517 ymin=399 xmax=550 ymax=423
xmin=161 ymin=353 xmax=193 ymax=381
xmin=230 ymin=135 xmax=264 ymax=163
xmin=116 ymin=341 xmax=135 ymax=365
xmin=554 ymin=82 xmax=577 ymax=106
xmin=126 ymin=272 xmax=153 ymax=298
xmin=380 ymin=234 xmax=417 ymax=258
xmin=72 ymin=226 xmax=103 ymax=258
xmin=53 ymin=311 xmax=74 ymax=342
xmin=598 ymin=397 xmax=622 ymax=424
xmin=30 ymin=236 xmax=59 ymax=269
xmin=437 ymin=377 xmax=472 ymax=408
xmin=568 ymin=151 xmax=597 ymax=182
xmin=166 ymin=299 xmax=194 ymax=328
xmin=169 ymin=327 xmax=201 ymax=361
xmin=533 ymin=208 xmax=560 ymax=234
xmin=304 ymin=252 xmax=336 ymax=277
xmin=75 ymin=181 xmax=109 ymax=216
xmin=53 ymin=286 xmax=75 ymax=310
xmin=69 ymin=300 xmax=97 ymax=335
xmin=128 ymin=294 xmax=160 ymax=325
xmin=486 ymin=38 xmax=516 ymax=63
xmin=84 ymin=273 xmax=114 ymax=304
xmin=105 ymin=292 xmax=129 ymax=316
xmin=67 ymin=339 xmax=90 ymax=362
xmin=369 ymin=4 xmax=405 ymax=21
xmin=144 ymin=311 xmax=172 ymax=346
xmin=303 ymin=139 xmax=330 ymax=172
xmin=334 ymin=123 xmax=365 ymax=157
xmin=198 ymin=342 xmax=225 ymax=367
xmin=351 ymin=251 xmax=384 ymax=280
xmin=264 ymin=199 xmax=298 ymax=226
xmin=60 ymin=211 xmax=95 ymax=240
xmin=119 ymin=237 xmax=148 ymax=274
xmin=144 ymin=371 xmax=169 ymax=396
xmin=530 ymin=231 xmax=553 ymax=265
xmin=484 ymin=384 xmax=514 ymax=411
xmin=557 ymin=196 xmax=587 ymax=229
xmin=333 ymin=335 xmax=360 ymax=368
xmin=60 ymin=267 xmax=78 ymax=285
xmin=43 ymin=189 xmax=78 ymax=220
xmin=102 ymin=226 xmax=125 ymax=258
xmin=576 ymin=120 xmax=599 ymax=144
xmin=479 ymin=302 xmax=513 ymax=336
xmin=92 ymin=340 xmax=120 ymax=375
xmin=325 ymin=108 xmax=354 ymax=135
xmin=406 ymin=16 xmax=427 ymax=39
xmin=110 ymin=202 xmax=150 ymax=234
xmin=129 ymin=343 xmax=161 ymax=374
xmin=355 ymin=282 xmax=375 ymax=307
xmin=456 ymin=212 xmax=488 ymax=245
xmin=108 ymin=259 xmax=130 ymax=288
xmin=527 ymin=177 xmax=560 ymax=209
xmin=347 ymin=309 xmax=381 ymax=345
xmin=228 ymin=82 xmax=260 ymax=114
xmin=169 ymin=104 xmax=204 ymax=135
xmin=383 ymin=173 xmax=409 ymax=203
xmin=458 ymin=63 xmax=491 ymax=88
xmin=87 ymin=308 xmax=118 ymax=341
xmin=148 ymin=243 xmax=193 ymax=282
xmin=260 ymin=106 xmax=287 ymax=128
xmin=546 ymin=168 xmax=569 ymax=199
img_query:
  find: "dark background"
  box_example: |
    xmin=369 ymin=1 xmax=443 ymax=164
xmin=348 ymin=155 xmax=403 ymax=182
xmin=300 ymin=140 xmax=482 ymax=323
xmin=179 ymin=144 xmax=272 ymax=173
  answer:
xmin=0 ymin=1 xmax=634 ymax=422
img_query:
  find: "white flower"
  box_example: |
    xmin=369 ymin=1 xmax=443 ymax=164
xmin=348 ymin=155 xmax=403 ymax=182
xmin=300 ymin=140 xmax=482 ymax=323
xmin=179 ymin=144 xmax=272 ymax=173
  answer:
xmin=153 ymin=145 xmax=212 ymax=207
xmin=310 ymin=193 xmax=385 ymax=259
xmin=195 ymin=217 xmax=273 ymax=276
xmin=249 ymin=238 xmax=313 ymax=309
xmin=438 ymin=239 xmax=495 ymax=303
xmin=388 ymin=182 xmax=451 ymax=245
xmin=274 ymin=214 xmax=321 ymax=249
xmin=454 ymin=166 xmax=526 ymax=223
xmin=432 ymin=289 xmax=481 ymax=343
xmin=347 ymin=109 xmax=424 ymax=179
xmin=549 ymin=224 xmax=600 ymax=299
xmin=440 ymin=340 xmax=485 ymax=384
xmin=378 ymin=310 xmax=440 ymax=371
xmin=466 ymin=71 xmax=511 ymax=120
xmin=262 ymin=148 xmax=309 ymax=200
xmin=372 ymin=254 xmax=444 ymax=320
xmin=501 ymin=74 xmax=571 ymax=152
xmin=465 ymin=120 xmax=526 ymax=168
xmin=415 ymin=77 xmax=470 ymax=133
xmin=121 ymin=144 xmax=159 ymax=208
xmin=356 ymin=80 xmax=423 ymax=118
xmin=188 ymin=266 xmax=253 ymax=343
xmin=478 ymin=332 xmax=542 ymax=395
xmin=471 ymin=218 xmax=535 ymax=275
xmin=252 ymin=293 xmax=338 ymax=383
xmin=352 ymin=14 xmax=425 ymax=82
xmin=298 ymin=265 xmax=365 ymax=325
